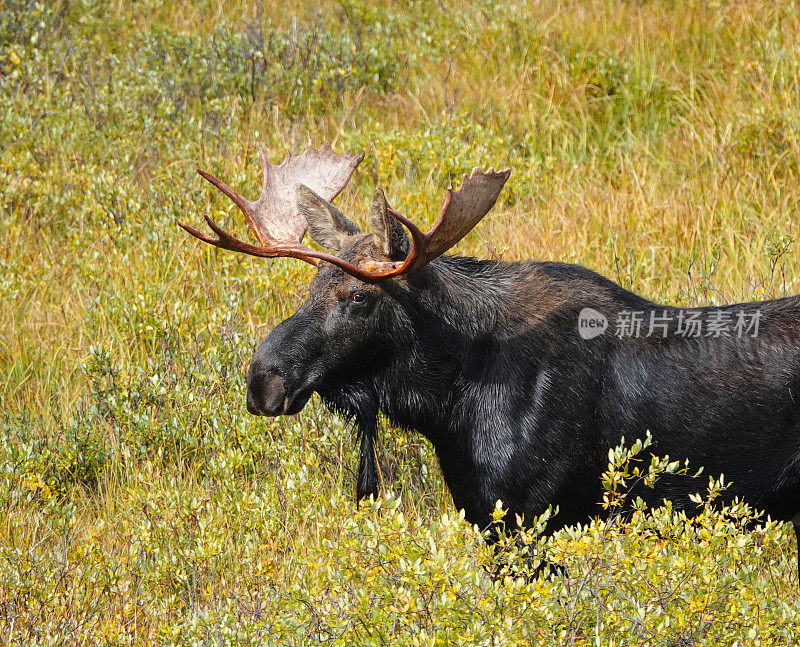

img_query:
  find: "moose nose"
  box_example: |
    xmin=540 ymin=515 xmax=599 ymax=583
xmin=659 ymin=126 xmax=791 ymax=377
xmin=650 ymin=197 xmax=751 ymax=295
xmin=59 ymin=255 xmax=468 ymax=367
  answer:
xmin=247 ymin=369 xmax=287 ymax=416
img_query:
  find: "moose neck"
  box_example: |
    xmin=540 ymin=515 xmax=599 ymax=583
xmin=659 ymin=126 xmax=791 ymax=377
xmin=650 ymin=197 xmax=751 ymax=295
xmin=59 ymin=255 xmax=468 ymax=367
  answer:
xmin=375 ymin=255 xmax=521 ymax=441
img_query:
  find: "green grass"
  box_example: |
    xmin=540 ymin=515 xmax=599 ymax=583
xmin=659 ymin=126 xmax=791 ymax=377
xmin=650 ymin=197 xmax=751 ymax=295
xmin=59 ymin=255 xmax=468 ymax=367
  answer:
xmin=1 ymin=0 xmax=799 ymax=643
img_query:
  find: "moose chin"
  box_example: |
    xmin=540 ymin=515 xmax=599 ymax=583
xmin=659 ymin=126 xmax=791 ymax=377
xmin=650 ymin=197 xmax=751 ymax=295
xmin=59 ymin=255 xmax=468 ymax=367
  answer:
xmin=180 ymin=143 xmax=800 ymax=582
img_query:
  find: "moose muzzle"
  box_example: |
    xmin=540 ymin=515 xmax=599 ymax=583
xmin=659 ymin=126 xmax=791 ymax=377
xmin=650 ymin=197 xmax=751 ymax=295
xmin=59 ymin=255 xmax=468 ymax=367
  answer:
xmin=246 ymin=368 xmax=288 ymax=416
xmin=246 ymin=310 xmax=321 ymax=417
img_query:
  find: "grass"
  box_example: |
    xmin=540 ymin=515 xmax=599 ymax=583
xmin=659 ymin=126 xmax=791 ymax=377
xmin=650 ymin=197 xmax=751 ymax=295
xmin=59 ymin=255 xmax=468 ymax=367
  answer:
xmin=1 ymin=0 xmax=799 ymax=643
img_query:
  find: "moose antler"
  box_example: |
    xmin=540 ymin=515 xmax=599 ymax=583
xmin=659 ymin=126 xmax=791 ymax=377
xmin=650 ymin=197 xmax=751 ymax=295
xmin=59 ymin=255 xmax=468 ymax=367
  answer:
xmin=367 ymin=167 xmax=512 ymax=277
xmin=179 ymin=144 xmax=510 ymax=283
xmin=179 ymin=143 xmax=363 ymax=251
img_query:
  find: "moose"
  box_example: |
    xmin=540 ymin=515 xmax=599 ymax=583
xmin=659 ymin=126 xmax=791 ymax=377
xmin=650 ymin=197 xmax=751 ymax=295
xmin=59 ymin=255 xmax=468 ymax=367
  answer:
xmin=180 ymin=143 xmax=800 ymax=578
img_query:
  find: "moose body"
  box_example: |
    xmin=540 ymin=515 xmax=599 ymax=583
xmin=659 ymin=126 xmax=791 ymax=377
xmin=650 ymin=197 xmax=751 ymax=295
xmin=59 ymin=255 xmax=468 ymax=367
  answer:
xmin=181 ymin=143 xmax=800 ymax=578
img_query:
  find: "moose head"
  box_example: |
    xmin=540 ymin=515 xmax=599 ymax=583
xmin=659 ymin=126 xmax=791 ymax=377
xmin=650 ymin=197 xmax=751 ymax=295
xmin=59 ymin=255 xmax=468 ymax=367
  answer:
xmin=179 ymin=145 xmax=510 ymax=421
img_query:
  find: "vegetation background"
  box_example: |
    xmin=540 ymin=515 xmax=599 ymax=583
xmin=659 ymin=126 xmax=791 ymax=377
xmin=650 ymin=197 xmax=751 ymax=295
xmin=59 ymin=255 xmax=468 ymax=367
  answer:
xmin=2 ymin=0 xmax=799 ymax=643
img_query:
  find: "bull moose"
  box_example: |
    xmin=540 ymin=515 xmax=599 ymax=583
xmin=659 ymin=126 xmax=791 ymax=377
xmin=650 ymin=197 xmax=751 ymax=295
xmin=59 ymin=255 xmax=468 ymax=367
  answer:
xmin=179 ymin=143 xmax=800 ymax=578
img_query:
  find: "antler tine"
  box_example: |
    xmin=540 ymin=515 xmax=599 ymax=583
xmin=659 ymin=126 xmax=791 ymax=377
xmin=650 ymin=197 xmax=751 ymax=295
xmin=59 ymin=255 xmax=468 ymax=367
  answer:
xmin=196 ymin=169 xmax=267 ymax=246
xmin=256 ymin=145 xmax=274 ymax=198
xmin=177 ymin=215 xmax=277 ymax=257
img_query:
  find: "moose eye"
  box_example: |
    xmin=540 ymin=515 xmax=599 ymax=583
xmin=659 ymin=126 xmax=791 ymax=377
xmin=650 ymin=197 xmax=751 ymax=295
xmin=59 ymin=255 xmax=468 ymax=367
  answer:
xmin=351 ymin=291 xmax=367 ymax=305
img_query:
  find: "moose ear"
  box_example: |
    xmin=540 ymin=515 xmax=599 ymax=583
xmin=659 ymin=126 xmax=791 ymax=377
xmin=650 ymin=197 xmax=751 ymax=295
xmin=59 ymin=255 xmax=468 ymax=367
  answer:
xmin=296 ymin=184 xmax=361 ymax=251
xmin=368 ymin=188 xmax=410 ymax=261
